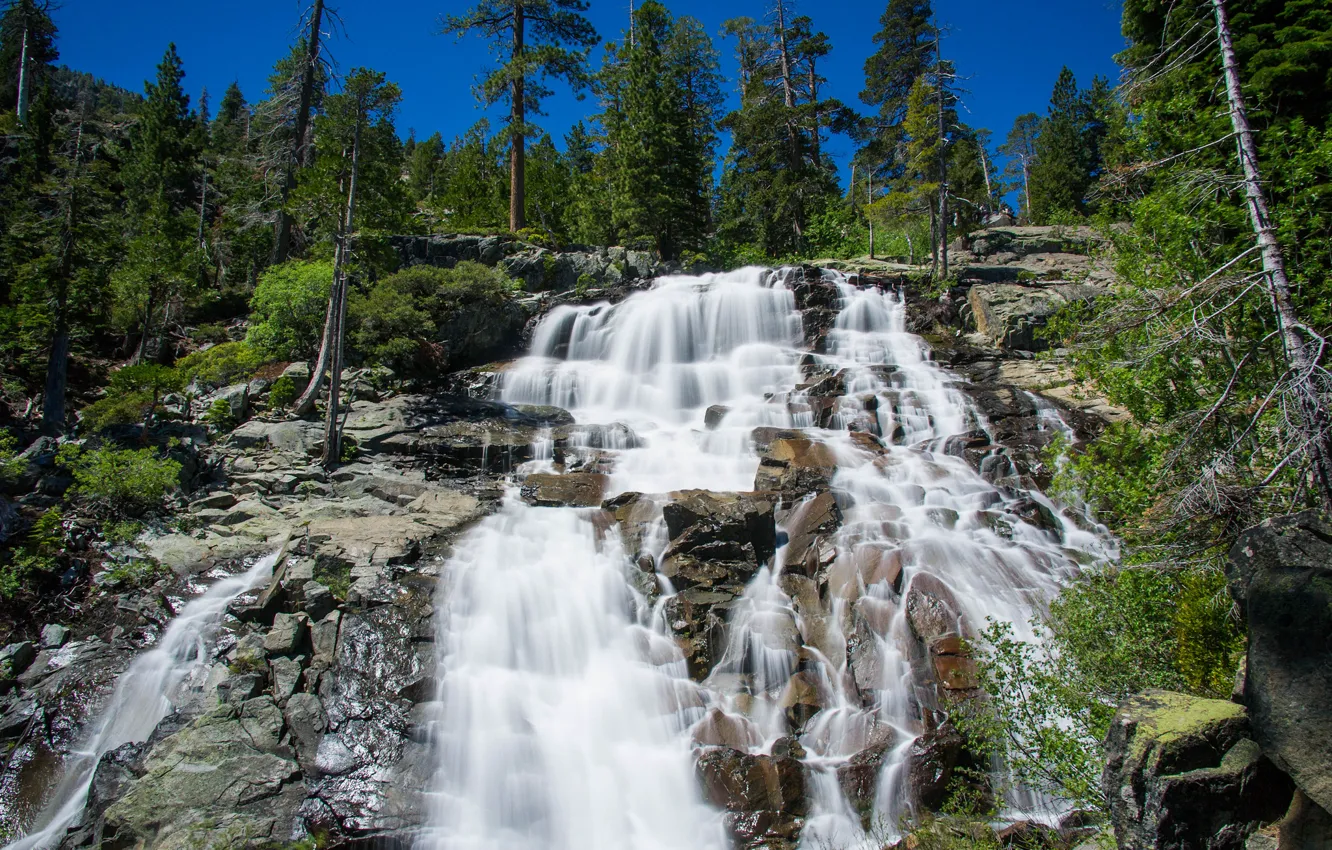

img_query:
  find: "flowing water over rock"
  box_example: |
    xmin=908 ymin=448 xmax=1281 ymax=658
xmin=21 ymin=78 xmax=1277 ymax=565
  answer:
xmin=6 ymin=552 xmax=280 ymax=850
xmin=418 ymin=268 xmax=1112 ymax=850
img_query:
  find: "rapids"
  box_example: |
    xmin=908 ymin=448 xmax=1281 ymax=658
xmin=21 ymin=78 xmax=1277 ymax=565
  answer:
xmin=417 ymin=268 xmax=1112 ymax=850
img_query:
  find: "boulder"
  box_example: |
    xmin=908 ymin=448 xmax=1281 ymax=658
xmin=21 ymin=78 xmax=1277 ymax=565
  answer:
xmin=754 ymin=437 xmax=839 ymax=497
xmin=705 ymin=405 xmax=731 ymax=430
xmin=967 ymin=282 xmax=1099 ymax=351
xmin=39 ymin=624 xmax=69 ymax=649
xmin=227 ymin=419 xmax=324 ymax=454
xmin=906 ymin=720 xmax=964 ymax=811
xmin=1102 ymin=691 xmax=1293 ymax=850
xmin=697 ymin=747 xmax=808 ymax=845
xmin=904 ymin=573 xmax=965 ymax=645
xmin=662 ymin=490 xmax=778 ymax=569
xmin=780 ymin=492 xmax=842 ymax=575
xmin=1227 ymin=512 xmax=1332 ymax=813
xmin=520 ymin=472 xmax=609 ymax=508
xmin=263 ymin=612 xmax=309 ymax=656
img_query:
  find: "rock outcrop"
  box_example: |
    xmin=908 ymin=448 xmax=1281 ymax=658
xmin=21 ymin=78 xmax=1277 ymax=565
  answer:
xmin=1102 ymin=690 xmax=1293 ymax=850
xmin=1227 ymin=512 xmax=1332 ymax=815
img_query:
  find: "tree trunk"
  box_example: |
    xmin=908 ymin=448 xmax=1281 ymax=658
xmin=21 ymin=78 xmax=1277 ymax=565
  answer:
xmin=1212 ymin=0 xmax=1332 ymax=510
xmin=936 ymin=31 xmax=949 ymax=279
xmin=133 ymin=290 xmax=157 ymax=366
xmin=322 ymin=106 xmax=363 ymax=469
xmin=808 ymin=62 xmax=821 ymax=168
xmin=273 ymin=0 xmax=326 ymax=264
xmin=1021 ymin=158 xmax=1032 ymax=223
xmin=42 ymin=326 xmax=68 ymax=436
xmin=775 ymin=0 xmax=794 ymax=109
xmin=979 ymin=146 xmax=994 ymax=215
xmin=16 ymin=24 xmax=29 ymax=122
xmin=509 ymin=2 xmax=526 ymax=233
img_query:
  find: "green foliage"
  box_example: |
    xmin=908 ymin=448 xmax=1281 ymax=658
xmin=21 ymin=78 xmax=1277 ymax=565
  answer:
xmin=1 ymin=508 xmax=65 ymax=600
xmin=203 ymin=398 xmax=237 ymax=431
xmin=349 ymin=262 xmax=519 ymax=374
xmin=59 ymin=444 xmax=182 ymax=518
xmin=246 ymin=260 xmax=334 ymax=361
xmin=102 ymin=520 xmax=145 ymax=546
xmin=0 ymin=432 xmax=25 ymax=484
xmin=962 ymin=564 xmax=1244 ymax=811
xmin=267 ymin=375 xmax=298 ymax=410
xmin=81 ymin=364 xmax=185 ymax=432
xmin=313 ymin=560 xmax=351 ymax=601
xmin=1046 ymin=422 xmax=1164 ymax=539
xmin=175 ymin=342 xmax=266 ymax=388
xmin=100 ymin=557 xmax=170 ymax=588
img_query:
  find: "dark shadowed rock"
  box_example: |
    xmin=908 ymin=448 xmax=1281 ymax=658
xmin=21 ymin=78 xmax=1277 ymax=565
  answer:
xmin=1227 ymin=512 xmax=1332 ymax=814
xmin=1102 ymin=690 xmax=1293 ymax=850
xmin=780 ymin=492 xmax=843 ymax=576
xmin=907 ymin=720 xmax=964 ymax=812
xmin=662 ymin=490 xmax=778 ymax=569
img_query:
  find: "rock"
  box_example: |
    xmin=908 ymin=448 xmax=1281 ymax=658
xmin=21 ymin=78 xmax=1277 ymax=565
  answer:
xmin=1278 ymin=791 xmax=1332 ymax=850
xmin=270 ymin=656 xmax=304 ymax=702
xmin=285 ymin=692 xmax=327 ymax=771
xmin=520 ymin=472 xmax=610 ymax=507
xmin=967 ymin=282 xmax=1099 ymax=351
xmin=692 ymin=708 xmax=763 ymax=750
xmin=697 ymin=747 xmax=807 ymax=816
xmin=101 ymin=697 xmax=302 ymax=845
xmin=0 ymin=642 xmax=36 ymax=678
xmin=1102 ymin=691 xmax=1293 ymax=850
xmin=217 ymin=672 xmax=265 ymax=705
xmin=662 ymin=490 xmax=778 ymax=569
xmin=207 ymin=383 xmax=250 ymax=423
xmin=281 ymin=361 xmax=311 ymax=382
xmin=907 ymin=720 xmax=964 ymax=811
xmin=311 ymin=611 xmax=341 ymax=663
xmin=39 ymin=624 xmax=69 ymax=649
xmin=754 ymin=437 xmax=839 ymax=496
xmin=227 ymin=419 xmax=324 ymax=454
xmin=705 ymin=405 xmax=731 ymax=429
xmin=905 ymin=573 xmax=965 ymax=645
xmin=263 ymin=612 xmax=309 ymax=656
xmin=838 ymin=734 xmax=897 ymax=828
xmin=1227 ymin=512 xmax=1332 ymax=813
xmin=303 ymin=581 xmax=337 ymax=622
xmin=0 ymin=498 xmax=17 ymax=545
xmin=780 ymin=492 xmax=842 ymax=575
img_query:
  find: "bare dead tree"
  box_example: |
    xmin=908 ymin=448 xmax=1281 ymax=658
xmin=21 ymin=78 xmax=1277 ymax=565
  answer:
xmin=272 ymin=0 xmax=332 ymax=264
xmin=1212 ymin=0 xmax=1332 ymax=511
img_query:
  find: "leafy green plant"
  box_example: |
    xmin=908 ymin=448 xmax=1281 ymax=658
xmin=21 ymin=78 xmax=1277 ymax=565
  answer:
xmin=191 ymin=322 xmax=232 ymax=344
xmin=1 ymin=508 xmax=66 ymax=599
xmin=81 ymin=364 xmax=185 ymax=433
xmin=267 ymin=375 xmax=298 ymax=410
xmin=203 ymin=398 xmax=238 ymax=431
xmin=574 ymin=273 xmax=595 ymax=296
xmin=246 ymin=260 xmax=334 ymax=361
xmin=175 ymin=341 xmax=267 ymax=388
xmin=0 ymin=431 xmax=25 ymax=484
xmin=59 ymin=444 xmax=182 ymax=518
xmin=101 ymin=557 xmax=169 ymax=588
xmin=313 ymin=560 xmax=352 ymax=601
xmin=103 ymin=520 xmax=145 ymax=545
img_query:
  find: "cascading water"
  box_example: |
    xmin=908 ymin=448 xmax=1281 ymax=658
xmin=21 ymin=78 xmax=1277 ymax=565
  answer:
xmin=6 ymin=551 xmax=282 ymax=850
xmin=418 ymin=267 xmax=1111 ymax=850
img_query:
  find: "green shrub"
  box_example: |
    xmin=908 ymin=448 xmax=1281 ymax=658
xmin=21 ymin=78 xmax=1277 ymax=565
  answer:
xmin=203 ymin=398 xmax=238 ymax=431
xmin=575 ymin=273 xmax=595 ymax=296
xmin=175 ymin=341 xmax=266 ymax=388
xmin=103 ymin=520 xmax=146 ymax=545
xmin=349 ymin=261 xmax=521 ymax=375
xmin=0 ymin=431 xmax=24 ymax=484
xmin=267 ymin=375 xmax=298 ymax=410
xmin=59 ymin=444 xmax=182 ymax=518
xmin=1 ymin=508 xmax=65 ymax=599
xmin=960 ymin=564 xmax=1244 ymax=812
xmin=81 ymin=364 xmax=185 ymax=432
xmin=101 ymin=557 xmax=169 ymax=588
xmin=192 ymin=323 xmax=232 ymax=344
xmin=246 ymin=260 xmax=334 ymax=361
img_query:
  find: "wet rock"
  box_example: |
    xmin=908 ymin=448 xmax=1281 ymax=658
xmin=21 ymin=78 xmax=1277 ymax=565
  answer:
xmin=692 ymin=707 xmax=763 ymax=750
xmin=520 ymin=472 xmax=610 ymax=507
xmin=263 ymin=611 xmax=310 ymax=656
xmin=905 ymin=574 xmax=965 ymax=645
xmin=853 ymin=544 xmax=905 ymax=592
xmin=665 ymin=586 xmax=739 ymax=680
xmin=780 ymin=492 xmax=842 ymax=575
xmin=285 ymin=691 xmax=327 ymax=771
xmin=1227 ymin=512 xmax=1332 ymax=813
xmin=907 ymin=720 xmax=964 ymax=811
xmin=697 ymin=747 xmax=807 ymax=817
xmin=705 ymin=405 xmax=731 ymax=430
xmin=754 ymin=437 xmax=838 ymax=497
xmin=838 ymin=731 xmax=898 ymax=828
xmin=662 ymin=490 xmax=778 ymax=569
xmin=1102 ymin=690 xmax=1293 ymax=850
xmin=779 ymin=671 xmax=825 ymax=730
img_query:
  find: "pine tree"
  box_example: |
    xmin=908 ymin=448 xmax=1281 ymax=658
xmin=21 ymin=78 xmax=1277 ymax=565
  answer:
xmin=440 ymin=0 xmax=598 ymax=233
xmin=860 ymin=0 xmax=935 ymax=175
xmin=408 ymin=131 xmax=446 ymax=205
xmin=1029 ymin=67 xmax=1090 ymax=223
xmin=999 ymin=113 xmax=1040 ymax=222
xmin=0 ymin=0 xmax=57 ymax=123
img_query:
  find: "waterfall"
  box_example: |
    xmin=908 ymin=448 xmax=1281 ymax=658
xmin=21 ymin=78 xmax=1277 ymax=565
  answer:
xmin=420 ymin=268 xmax=1111 ymax=850
xmin=6 ymin=551 xmax=282 ymax=850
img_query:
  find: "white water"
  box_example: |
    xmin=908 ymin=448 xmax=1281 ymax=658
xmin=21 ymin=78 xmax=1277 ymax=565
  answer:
xmin=418 ymin=268 xmax=1112 ymax=850
xmin=5 ymin=552 xmax=280 ymax=850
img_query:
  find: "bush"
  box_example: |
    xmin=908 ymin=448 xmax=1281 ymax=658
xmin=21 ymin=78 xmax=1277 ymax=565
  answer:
xmin=0 ymin=507 xmax=65 ymax=599
xmin=203 ymin=398 xmax=238 ymax=431
xmin=349 ymin=261 xmax=521 ymax=375
xmin=960 ymin=564 xmax=1244 ymax=812
xmin=0 ymin=431 xmax=25 ymax=484
xmin=175 ymin=341 xmax=267 ymax=389
xmin=247 ymin=260 xmax=334 ymax=361
xmin=81 ymin=364 xmax=185 ymax=432
xmin=59 ymin=444 xmax=182 ymax=518
xmin=267 ymin=375 xmax=298 ymax=410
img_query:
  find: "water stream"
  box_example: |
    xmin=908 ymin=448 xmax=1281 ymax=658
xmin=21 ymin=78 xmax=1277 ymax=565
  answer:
xmin=419 ymin=268 xmax=1111 ymax=850
xmin=6 ymin=552 xmax=281 ymax=850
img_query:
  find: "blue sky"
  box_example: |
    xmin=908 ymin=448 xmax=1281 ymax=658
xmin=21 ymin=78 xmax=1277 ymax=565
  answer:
xmin=51 ymin=0 xmax=1125 ymax=191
